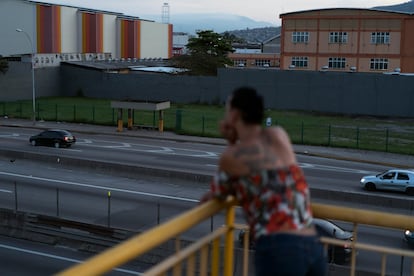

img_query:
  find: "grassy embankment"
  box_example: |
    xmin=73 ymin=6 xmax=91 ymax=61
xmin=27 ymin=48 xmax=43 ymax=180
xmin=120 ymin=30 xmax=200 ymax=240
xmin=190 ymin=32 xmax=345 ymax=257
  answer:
xmin=2 ymin=96 xmax=414 ymax=155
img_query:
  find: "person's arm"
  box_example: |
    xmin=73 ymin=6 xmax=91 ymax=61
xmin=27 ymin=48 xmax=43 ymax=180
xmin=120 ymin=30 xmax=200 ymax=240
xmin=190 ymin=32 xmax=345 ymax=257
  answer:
xmin=199 ymin=173 xmax=232 ymax=204
xmin=199 ymin=150 xmax=237 ymax=203
xmin=199 ymin=190 xmax=214 ymax=203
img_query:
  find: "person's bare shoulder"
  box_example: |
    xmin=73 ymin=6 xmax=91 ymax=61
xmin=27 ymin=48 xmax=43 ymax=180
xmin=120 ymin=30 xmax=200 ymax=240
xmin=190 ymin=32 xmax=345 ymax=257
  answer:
xmin=218 ymin=145 xmax=249 ymax=176
xmin=264 ymin=126 xmax=291 ymax=145
xmin=264 ymin=126 xmax=296 ymax=165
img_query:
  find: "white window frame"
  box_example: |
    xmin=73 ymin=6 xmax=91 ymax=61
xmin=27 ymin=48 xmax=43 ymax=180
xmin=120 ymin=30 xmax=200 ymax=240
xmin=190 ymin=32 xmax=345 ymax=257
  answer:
xmin=370 ymin=32 xmax=390 ymax=44
xmin=291 ymin=57 xmax=308 ymax=68
xmin=370 ymin=58 xmax=389 ymax=70
xmin=233 ymin=59 xmax=247 ymax=67
xmin=292 ymin=32 xmax=309 ymax=43
xmin=329 ymin=32 xmax=348 ymax=44
xmin=328 ymin=57 xmax=346 ymax=69
xmin=255 ymin=59 xmax=271 ymax=67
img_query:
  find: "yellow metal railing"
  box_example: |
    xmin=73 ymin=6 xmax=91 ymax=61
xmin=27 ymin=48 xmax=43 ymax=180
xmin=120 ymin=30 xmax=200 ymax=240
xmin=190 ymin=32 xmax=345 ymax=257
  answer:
xmin=313 ymin=203 xmax=414 ymax=276
xmin=56 ymin=197 xmax=237 ymax=276
xmin=57 ymin=200 xmax=414 ymax=276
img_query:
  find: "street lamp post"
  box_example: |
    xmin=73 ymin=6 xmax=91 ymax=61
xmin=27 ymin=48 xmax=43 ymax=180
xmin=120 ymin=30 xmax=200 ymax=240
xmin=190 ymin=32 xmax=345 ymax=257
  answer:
xmin=16 ymin=28 xmax=36 ymax=125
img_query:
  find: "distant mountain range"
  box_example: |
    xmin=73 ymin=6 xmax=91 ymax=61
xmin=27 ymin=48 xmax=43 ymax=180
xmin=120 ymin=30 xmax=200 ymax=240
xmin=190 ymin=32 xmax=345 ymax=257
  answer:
xmin=141 ymin=13 xmax=277 ymax=35
xmin=169 ymin=13 xmax=277 ymax=34
xmin=147 ymin=0 xmax=414 ymax=43
xmin=374 ymin=0 xmax=414 ymax=12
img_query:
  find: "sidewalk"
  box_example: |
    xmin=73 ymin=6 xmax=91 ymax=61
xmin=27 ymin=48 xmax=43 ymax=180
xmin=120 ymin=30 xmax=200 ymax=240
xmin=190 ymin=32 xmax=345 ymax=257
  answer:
xmin=1 ymin=117 xmax=413 ymax=168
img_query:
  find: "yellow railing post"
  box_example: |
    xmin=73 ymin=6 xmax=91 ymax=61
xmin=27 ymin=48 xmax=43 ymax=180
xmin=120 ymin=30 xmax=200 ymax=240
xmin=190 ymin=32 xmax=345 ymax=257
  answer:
xmin=350 ymin=222 xmax=358 ymax=276
xmin=211 ymin=237 xmax=220 ymax=276
xmin=224 ymin=201 xmax=235 ymax=276
xmin=240 ymin=225 xmax=250 ymax=276
xmin=380 ymin=254 xmax=387 ymax=276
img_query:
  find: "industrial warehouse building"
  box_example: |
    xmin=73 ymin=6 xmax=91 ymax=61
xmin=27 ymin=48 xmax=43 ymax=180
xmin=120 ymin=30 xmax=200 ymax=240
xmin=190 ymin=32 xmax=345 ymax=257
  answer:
xmin=0 ymin=0 xmax=172 ymax=68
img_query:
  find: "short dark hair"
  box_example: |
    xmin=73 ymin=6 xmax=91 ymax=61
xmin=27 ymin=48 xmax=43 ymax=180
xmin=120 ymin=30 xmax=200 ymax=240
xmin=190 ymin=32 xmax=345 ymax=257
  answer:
xmin=230 ymin=86 xmax=264 ymax=124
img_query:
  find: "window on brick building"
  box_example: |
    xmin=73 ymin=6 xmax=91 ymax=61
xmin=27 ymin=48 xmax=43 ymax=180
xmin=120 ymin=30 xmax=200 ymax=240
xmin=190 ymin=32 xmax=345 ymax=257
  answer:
xmin=233 ymin=59 xmax=247 ymax=67
xmin=292 ymin=32 xmax=309 ymax=43
xmin=328 ymin=57 xmax=346 ymax=69
xmin=255 ymin=59 xmax=271 ymax=67
xmin=370 ymin=58 xmax=388 ymax=70
xmin=329 ymin=32 xmax=348 ymax=44
xmin=370 ymin=32 xmax=390 ymax=44
xmin=291 ymin=57 xmax=308 ymax=68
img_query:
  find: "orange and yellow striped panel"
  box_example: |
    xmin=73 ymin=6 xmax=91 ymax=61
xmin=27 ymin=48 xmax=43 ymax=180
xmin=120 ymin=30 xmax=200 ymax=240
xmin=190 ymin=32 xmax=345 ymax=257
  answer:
xmin=81 ymin=12 xmax=103 ymax=53
xmin=36 ymin=5 xmax=61 ymax=53
xmin=168 ymin=24 xmax=173 ymax=58
xmin=120 ymin=19 xmax=140 ymax=58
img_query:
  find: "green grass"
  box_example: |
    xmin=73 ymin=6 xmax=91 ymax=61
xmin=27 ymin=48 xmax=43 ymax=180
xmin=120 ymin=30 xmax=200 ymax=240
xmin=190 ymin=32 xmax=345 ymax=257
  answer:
xmin=2 ymin=96 xmax=414 ymax=155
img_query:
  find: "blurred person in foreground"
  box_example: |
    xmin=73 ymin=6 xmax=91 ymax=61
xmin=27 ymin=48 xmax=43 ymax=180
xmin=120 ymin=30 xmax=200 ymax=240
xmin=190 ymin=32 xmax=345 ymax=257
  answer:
xmin=201 ymin=86 xmax=326 ymax=276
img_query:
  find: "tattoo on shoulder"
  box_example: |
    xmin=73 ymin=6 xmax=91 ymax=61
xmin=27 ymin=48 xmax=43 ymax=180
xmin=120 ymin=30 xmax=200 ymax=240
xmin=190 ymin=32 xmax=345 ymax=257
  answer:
xmin=233 ymin=145 xmax=260 ymax=158
xmin=233 ymin=144 xmax=278 ymax=172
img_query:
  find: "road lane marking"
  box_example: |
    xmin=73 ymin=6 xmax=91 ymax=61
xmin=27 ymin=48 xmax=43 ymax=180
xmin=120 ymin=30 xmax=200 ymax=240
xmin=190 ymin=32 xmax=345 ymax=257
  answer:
xmin=0 ymin=189 xmax=12 ymax=193
xmin=0 ymin=171 xmax=199 ymax=203
xmin=148 ymin=147 xmax=174 ymax=153
xmin=0 ymin=133 xmax=19 ymax=137
xmin=207 ymin=163 xmax=373 ymax=174
xmin=78 ymin=140 xmax=220 ymax=158
xmin=102 ymin=142 xmax=131 ymax=148
xmin=116 ymin=146 xmax=219 ymax=158
xmin=0 ymin=243 xmax=141 ymax=275
xmin=76 ymin=139 xmax=92 ymax=144
xmin=300 ymin=162 xmax=373 ymax=174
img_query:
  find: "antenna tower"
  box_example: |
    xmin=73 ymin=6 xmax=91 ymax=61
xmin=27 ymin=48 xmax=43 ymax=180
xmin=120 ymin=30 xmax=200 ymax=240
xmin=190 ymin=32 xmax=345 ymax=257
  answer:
xmin=162 ymin=3 xmax=170 ymax=23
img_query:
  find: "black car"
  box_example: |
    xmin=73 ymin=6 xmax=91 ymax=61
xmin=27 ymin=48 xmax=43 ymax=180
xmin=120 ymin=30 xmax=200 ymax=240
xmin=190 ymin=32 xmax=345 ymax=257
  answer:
xmin=313 ymin=218 xmax=353 ymax=265
xmin=29 ymin=129 xmax=76 ymax=148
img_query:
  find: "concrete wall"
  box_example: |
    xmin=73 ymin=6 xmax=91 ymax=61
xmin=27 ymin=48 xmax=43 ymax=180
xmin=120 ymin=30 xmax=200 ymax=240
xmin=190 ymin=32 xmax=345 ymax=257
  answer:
xmin=217 ymin=69 xmax=414 ymax=117
xmin=0 ymin=62 xmax=60 ymax=101
xmin=3 ymin=62 xmax=414 ymax=118
xmin=60 ymin=64 xmax=219 ymax=104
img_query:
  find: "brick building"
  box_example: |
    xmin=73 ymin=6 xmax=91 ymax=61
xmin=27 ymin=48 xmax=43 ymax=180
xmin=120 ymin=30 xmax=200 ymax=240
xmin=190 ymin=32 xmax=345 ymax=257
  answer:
xmin=279 ymin=8 xmax=414 ymax=73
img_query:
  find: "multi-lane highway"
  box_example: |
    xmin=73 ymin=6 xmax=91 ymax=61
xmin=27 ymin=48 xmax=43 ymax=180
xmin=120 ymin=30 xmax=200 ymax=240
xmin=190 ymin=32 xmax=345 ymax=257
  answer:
xmin=0 ymin=126 xmax=413 ymax=275
xmin=0 ymin=126 xmax=394 ymax=190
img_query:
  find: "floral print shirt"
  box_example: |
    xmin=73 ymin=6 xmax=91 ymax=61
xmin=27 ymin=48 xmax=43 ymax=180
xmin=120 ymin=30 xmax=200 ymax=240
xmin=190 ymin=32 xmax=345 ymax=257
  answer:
xmin=210 ymin=164 xmax=313 ymax=240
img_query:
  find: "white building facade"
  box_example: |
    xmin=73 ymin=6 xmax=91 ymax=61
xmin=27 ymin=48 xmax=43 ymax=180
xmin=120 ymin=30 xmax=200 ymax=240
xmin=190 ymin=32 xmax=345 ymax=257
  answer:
xmin=0 ymin=0 xmax=172 ymax=67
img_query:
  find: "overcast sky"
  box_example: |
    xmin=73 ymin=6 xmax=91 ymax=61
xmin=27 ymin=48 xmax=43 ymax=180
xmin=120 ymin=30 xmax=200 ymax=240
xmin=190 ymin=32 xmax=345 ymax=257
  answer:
xmin=35 ymin=0 xmax=407 ymax=24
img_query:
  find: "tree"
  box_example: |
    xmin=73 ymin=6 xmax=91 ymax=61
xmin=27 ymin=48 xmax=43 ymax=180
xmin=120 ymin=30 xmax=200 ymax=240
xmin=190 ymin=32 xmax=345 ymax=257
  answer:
xmin=0 ymin=55 xmax=8 ymax=74
xmin=170 ymin=30 xmax=234 ymax=76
